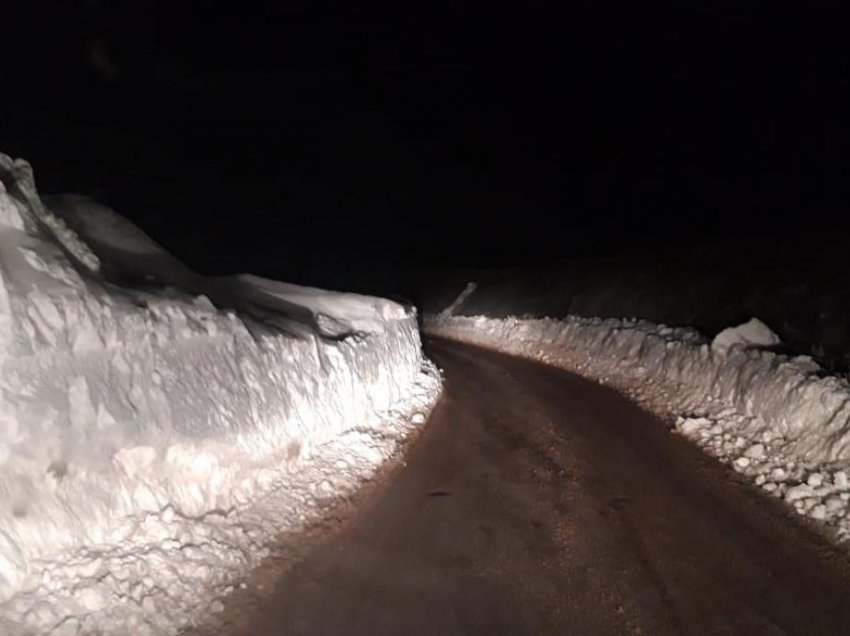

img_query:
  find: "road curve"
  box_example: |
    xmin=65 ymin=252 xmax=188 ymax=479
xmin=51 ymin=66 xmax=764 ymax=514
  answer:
xmin=200 ymin=337 xmax=850 ymax=635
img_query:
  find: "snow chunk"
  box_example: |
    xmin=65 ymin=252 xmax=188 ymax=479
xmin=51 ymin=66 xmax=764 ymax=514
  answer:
xmin=676 ymin=416 xmax=711 ymax=435
xmin=807 ymin=472 xmax=825 ymax=488
xmin=734 ymin=457 xmax=751 ymax=469
xmin=784 ymin=484 xmax=812 ymax=502
xmin=712 ymin=318 xmax=780 ymax=352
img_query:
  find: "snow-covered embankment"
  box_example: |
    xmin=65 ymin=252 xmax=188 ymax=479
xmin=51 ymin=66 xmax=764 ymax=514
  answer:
xmin=426 ymin=312 xmax=850 ymax=541
xmin=0 ymin=153 xmax=440 ymax=635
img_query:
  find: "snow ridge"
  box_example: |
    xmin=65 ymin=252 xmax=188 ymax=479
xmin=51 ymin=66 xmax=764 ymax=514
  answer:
xmin=0 ymin=153 xmax=440 ymax=635
xmin=426 ymin=314 xmax=850 ymax=542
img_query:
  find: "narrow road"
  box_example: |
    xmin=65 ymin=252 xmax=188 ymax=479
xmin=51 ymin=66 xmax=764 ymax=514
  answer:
xmin=207 ymin=338 xmax=850 ymax=635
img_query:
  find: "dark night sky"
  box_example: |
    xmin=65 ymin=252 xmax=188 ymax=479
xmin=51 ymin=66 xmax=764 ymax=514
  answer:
xmin=3 ymin=3 xmax=850 ymax=278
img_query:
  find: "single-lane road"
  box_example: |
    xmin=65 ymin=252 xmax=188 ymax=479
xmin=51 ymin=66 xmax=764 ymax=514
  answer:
xmin=194 ymin=337 xmax=850 ymax=635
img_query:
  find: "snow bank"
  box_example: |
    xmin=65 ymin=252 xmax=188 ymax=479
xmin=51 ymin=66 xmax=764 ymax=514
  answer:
xmin=0 ymin=153 xmax=440 ymax=635
xmin=426 ymin=313 xmax=850 ymax=542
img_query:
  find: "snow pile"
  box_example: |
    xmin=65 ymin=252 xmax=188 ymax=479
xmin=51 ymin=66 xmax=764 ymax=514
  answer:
xmin=0 ymin=153 xmax=440 ymax=635
xmin=426 ymin=313 xmax=850 ymax=541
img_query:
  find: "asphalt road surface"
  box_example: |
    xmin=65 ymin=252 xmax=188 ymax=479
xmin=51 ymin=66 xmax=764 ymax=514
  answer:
xmin=195 ymin=337 xmax=850 ymax=635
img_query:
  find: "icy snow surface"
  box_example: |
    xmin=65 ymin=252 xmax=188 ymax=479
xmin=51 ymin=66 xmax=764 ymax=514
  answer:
xmin=426 ymin=312 xmax=850 ymax=544
xmin=0 ymin=153 xmax=440 ymax=635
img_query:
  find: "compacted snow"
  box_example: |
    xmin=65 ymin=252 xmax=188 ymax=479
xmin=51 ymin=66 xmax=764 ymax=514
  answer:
xmin=0 ymin=154 xmax=440 ymax=635
xmin=427 ymin=308 xmax=850 ymax=544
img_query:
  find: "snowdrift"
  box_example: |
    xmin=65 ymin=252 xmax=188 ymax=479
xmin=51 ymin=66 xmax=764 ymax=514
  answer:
xmin=426 ymin=313 xmax=850 ymax=542
xmin=0 ymin=154 xmax=439 ymax=635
